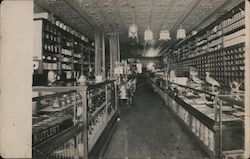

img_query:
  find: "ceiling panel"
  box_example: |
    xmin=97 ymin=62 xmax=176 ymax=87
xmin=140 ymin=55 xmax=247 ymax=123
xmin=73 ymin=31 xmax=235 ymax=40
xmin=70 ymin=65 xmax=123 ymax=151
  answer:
xmin=34 ymin=0 xmax=241 ymax=57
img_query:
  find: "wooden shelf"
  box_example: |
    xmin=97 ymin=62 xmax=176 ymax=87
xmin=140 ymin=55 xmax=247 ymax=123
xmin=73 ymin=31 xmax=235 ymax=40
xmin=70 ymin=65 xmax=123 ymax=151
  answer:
xmin=223 ymin=24 xmax=245 ymax=36
xmin=40 ymin=103 xmax=73 ymax=113
xmin=42 ymin=39 xmax=61 ymax=45
xmin=61 ymin=61 xmax=73 ymax=64
xmin=89 ymin=90 xmax=106 ymax=98
xmin=88 ymin=102 xmax=106 ymax=122
xmin=43 ymin=50 xmax=60 ymax=55
xmin=88 ymin=121 xmax=107 ymax=152
xmin=222 ymin=16 xmax=245 ymax=28
xmin=88 ymin=111 xmax=118 ymax=158
xmin=61 ymin=45 xmax=74 ymax=50
xmin=42 ymin=60 xmax=58 ymax=63
xmin=61 ymin=53 xmax=73 ymax=57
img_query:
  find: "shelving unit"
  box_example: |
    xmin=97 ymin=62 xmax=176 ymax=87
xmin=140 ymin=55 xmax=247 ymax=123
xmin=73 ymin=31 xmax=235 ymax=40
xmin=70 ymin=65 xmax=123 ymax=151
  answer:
xmin=164 ymin=2 xmax=245 ymax=90
xmin=33 ymin=12 xmax=94 ymax=83
xmin=32 ymin=80 xmax=118 ymax=159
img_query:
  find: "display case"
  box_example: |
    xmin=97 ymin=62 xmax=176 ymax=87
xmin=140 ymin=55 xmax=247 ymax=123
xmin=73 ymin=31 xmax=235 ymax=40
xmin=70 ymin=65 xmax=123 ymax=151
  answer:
xmin=32 ymin=80 xmax=118 ymax=159
xmin=87 ymin=81 xmax=118 ymax=152
xmin=149 ymin=79 xmax=244 ymax=159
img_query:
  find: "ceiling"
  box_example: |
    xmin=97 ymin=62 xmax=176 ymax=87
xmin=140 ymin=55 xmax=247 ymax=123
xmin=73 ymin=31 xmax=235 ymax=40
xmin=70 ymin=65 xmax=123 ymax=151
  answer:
xmin=34 ymin=0 xmax=243 ymax=57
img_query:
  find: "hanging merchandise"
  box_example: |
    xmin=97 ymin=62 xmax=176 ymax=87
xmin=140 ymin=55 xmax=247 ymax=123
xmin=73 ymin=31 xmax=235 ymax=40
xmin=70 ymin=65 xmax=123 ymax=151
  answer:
xmin=159 ymin=26 xmax=171 ymax=41
xmin=177 ymin=26 xmax=186 ymax=40
xmin=144 ymin=26 xmax=153 ymax=41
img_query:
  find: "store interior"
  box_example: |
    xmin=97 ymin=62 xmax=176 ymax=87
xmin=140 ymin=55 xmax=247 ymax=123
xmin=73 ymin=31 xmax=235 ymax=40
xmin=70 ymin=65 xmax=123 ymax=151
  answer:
xmin=0 ymin=0 xmax=249 ymax=158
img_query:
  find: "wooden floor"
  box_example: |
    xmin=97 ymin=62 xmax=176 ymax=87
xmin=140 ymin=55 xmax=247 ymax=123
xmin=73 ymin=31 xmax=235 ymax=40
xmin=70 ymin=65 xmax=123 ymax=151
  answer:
xmin=101 ymin=78 xmax=209 ymax=159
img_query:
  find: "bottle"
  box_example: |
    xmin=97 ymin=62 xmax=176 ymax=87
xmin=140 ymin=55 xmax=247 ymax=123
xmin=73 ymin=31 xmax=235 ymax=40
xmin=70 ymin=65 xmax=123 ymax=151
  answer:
xmin=52 ymin=97 xmax=60 ymax=108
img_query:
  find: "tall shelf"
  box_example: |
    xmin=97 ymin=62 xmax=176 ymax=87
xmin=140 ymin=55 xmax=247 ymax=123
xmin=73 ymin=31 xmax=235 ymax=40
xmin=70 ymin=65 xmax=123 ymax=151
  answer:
xmin=33 ymin=12 xmax=94 ymax=84
xmin=165 ymin=2 xmax=245 ymax=90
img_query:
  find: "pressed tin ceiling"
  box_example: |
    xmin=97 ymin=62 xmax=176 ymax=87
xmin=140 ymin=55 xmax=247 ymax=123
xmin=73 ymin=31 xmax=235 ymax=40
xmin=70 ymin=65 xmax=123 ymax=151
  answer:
xmin=34 ymin=0 xmax=243 ymax=57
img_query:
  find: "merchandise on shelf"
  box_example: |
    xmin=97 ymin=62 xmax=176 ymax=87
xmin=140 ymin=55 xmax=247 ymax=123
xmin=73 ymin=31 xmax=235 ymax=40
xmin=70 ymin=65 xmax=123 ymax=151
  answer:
xmin=88 ymin=109 xmax=107 ymax=151
xmin=163 ymin=3 xmax=245 ymax=90
xmin=33 ymin=14 xmax=94 ymax=84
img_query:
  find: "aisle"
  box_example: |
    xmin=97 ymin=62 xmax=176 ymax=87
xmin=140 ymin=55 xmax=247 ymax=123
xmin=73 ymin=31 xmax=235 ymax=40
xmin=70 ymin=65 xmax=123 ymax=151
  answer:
xmin=102 ymin=81 xmax=209 ymax=159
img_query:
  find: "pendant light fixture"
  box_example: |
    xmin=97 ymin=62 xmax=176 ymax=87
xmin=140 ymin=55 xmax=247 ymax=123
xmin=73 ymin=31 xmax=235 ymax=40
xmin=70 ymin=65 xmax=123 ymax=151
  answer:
xmin=144 ymin=26 xmax=153 ymax=41
xmin=159 ymin=25 xmax=171 ymax=41
xmin=176 ymin=25 xmax=186 ymax=40
xmin=128 ymin=2 xmax=138 ymax=40
xmin=144 ymin=0 xmax=154 ymax=42
xmin=128 ymin=22 xmax=138 ymax=38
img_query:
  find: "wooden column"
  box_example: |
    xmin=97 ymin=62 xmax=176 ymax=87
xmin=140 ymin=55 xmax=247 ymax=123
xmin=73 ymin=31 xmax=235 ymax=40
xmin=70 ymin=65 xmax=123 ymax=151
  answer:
xmin=95 ymin=31 xmax=102 ymax=77
xmin=0 ymin=1 xmax=33 ymax=158
xmin=102 ymin=32 xmax=106 ymax=78
xmin=94 ymin=31 xmax=105 ymax=78
xmin=245 ymin=0 xmax=250 ymax=158
xmin=117 ymin=34 xmax=120 ymax=62
xmin=109 ymin=33 xmax=120 ymax=78
xmin=80 ymin=90 xmax=88 ymax=158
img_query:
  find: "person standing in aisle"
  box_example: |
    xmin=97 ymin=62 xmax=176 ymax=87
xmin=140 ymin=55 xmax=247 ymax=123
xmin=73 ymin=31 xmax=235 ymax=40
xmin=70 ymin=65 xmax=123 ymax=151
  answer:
xmin=126 ymin=79 xmax=133 ymax=106
xmin=119 ymin=81 xmax=128 ymax=108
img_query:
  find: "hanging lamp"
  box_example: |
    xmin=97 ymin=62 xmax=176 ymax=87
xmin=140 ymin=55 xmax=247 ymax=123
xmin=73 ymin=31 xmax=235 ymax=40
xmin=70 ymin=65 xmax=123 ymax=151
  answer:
xmin=159 ymin=25 xmax=171 ymax=41
xmin=128 ymin=22 xmax=138 ymax=38
xmin=128 ymin=4 xmax=138 ymax=39
xmin=144 ymin=0 xmax=154 ymax=42
xmin=144 ymin=26 xmax=153 ymax=41
xmin=176 ymin=25 xmax=186 ymax=40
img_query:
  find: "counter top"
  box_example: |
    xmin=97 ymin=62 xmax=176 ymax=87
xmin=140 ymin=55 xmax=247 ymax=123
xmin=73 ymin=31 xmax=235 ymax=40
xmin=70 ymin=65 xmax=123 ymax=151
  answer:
xmin=149 ymin=79 xmax=244 ymax=130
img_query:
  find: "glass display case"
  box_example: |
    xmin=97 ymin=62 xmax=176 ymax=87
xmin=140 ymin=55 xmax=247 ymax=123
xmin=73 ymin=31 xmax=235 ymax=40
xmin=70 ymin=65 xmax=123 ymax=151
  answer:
xmin=32 ymin=90 xmax=80 ymax=146
xmin=32 ymin=80 xmax=118 ymax=159
xmin=149 ymin=78 xmax=244 ymax=159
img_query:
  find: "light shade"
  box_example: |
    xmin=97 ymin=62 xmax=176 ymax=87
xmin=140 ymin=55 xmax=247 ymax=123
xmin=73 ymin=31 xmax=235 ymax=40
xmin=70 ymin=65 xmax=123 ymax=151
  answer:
xmin=159 ymin=29 xmax=171 ymax=41
xmin=176 ymin=28 xmax=186 ymax=40
xmin=128 ymin=23 xmax=138 ymax=38
xmin=144 ymin=26 xmax=153 ymax=41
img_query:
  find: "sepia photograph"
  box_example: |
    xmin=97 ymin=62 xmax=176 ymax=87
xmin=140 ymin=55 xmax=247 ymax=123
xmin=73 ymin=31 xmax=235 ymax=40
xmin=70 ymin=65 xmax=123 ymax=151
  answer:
xmin=0 ymin=0 xmax=250 ymax=158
